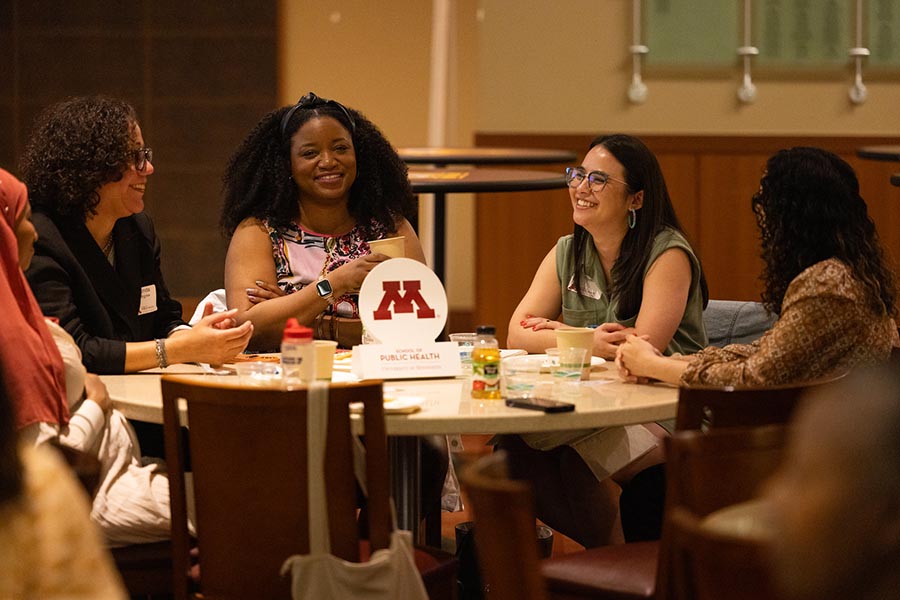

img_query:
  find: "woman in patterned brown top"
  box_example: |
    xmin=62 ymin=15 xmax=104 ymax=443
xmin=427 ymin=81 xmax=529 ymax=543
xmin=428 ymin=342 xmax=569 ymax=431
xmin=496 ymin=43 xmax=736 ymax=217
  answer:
xmin=616 ymin=147 xmax=898 ymax=386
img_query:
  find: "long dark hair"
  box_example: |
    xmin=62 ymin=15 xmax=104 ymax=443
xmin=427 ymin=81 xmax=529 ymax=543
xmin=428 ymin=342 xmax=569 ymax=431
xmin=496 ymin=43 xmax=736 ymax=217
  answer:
xmin=221 ymin=94 xmax=416 ymax=238
xmin=572 ymin=134 xmax=708 ymax=319
xmin=20 ymin=96 xmax=138 ymax=221
xmin=0 ymin=369 xmax=22 ymax=505
xmin=752 ymin=147 xmax=896 ymax=316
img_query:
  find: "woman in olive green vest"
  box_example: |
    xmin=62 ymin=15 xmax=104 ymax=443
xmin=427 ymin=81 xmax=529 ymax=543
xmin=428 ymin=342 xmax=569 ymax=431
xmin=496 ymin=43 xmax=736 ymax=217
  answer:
xmin=500 ymin=134 xmax=708 ymax=547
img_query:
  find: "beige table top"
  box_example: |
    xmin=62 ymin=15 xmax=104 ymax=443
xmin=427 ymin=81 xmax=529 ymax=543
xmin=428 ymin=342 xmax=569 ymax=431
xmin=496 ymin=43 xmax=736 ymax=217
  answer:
xmin=101 ymin=362 xmax=677 ymax=436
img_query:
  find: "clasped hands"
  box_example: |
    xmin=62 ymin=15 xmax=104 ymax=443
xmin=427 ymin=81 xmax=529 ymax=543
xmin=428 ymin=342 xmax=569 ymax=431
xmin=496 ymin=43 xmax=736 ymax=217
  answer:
xmin=519 ymin=317 xmax=634 ymax=360
xmin=615 ymin=334 xmax=662 ymax=383
xmin=170 ymin=303 xmax=254 ymax=366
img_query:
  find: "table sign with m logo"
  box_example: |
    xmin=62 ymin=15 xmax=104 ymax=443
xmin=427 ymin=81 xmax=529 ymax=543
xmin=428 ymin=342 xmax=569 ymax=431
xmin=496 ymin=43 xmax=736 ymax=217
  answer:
xmin=352 ymin=258 xmax=461 ymax=380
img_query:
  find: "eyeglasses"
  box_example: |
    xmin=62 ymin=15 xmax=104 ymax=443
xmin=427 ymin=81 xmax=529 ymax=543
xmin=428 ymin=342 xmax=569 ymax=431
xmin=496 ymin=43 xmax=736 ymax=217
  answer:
xmin=565 ymin=167 xmax=627 ymax=193
xmin=280 ymin=92 xmax=357 ymax=141
xmin=133 ymin=147 xmax=153 ymax=172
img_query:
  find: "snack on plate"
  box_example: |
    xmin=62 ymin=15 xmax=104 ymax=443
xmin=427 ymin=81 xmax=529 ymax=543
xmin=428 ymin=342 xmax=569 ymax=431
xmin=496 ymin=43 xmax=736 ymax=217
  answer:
xmin=232 ymin=353 xmax=281 ymax=363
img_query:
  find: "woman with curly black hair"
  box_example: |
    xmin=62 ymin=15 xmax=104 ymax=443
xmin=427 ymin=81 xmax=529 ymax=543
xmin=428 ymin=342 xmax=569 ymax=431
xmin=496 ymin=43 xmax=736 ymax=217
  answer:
xmin=221 ymin=92 xmax=425 ymax=350
xmin=21 ymin=95 xmax=253 ymax=374
xmin=618 ymin=146 xmax=899 ymax=385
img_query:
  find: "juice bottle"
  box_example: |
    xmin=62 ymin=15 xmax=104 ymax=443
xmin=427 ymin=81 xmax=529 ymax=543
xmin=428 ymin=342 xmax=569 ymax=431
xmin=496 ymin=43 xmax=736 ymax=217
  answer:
xmin=471 ymin=325 xmax=501 ymax=399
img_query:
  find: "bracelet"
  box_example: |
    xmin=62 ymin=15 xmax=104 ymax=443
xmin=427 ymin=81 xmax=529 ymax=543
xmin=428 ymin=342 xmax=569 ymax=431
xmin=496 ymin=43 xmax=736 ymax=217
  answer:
xmin=155 ymin=338 xmax=169 ymax=369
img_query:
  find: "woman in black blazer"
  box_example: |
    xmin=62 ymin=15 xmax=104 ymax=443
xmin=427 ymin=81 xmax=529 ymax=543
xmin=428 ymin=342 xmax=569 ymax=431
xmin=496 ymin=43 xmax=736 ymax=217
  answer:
xmin=21 ymin=96 xmax=252 ymax=374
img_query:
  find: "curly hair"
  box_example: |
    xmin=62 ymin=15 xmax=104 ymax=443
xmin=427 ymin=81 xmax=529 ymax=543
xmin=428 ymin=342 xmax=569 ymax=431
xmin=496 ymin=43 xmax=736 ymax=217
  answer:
xmin=572 ymin=134 xmax=708 ymax=319
xmin=220 ymin=95 xmax=416 ymax=237
xmin=752 ymin=147 xmax=896 ymax=316
xmin=19 ymin=96 xmax=138 ymax=221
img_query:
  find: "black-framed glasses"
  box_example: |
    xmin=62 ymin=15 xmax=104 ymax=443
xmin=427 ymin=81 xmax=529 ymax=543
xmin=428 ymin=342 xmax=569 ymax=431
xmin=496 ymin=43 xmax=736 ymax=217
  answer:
xmin=565 ymin=166 xmax=627 ymax=193
xmin=280 ymin=92 xmax=357 ymax=141
xmin=133 ymin=147 xmax=153 ymax=172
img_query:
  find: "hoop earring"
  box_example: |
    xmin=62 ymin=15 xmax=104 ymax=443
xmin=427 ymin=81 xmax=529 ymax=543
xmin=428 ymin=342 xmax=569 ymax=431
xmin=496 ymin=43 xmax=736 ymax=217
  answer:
xmin=627 ymin=208 xmax=637 ymax=229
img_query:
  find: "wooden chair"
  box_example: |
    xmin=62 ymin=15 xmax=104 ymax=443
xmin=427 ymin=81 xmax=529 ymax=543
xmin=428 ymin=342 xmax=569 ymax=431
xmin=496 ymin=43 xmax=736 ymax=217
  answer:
xmin=675 ymin=374 xmax=845 ymax=431
xmin=460 ymin=451 xmax=548 ymax=600
xmin=667 ymin=507 xmax=783 ymax=600
xmin=541 ymin=425 xmax=788 ymax=600
xmin=161 ymin=375 xmax=456 ymax=600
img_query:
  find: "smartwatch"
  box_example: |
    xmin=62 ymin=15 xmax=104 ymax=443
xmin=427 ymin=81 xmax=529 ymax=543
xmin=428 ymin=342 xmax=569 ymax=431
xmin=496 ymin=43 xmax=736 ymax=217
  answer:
xmin=315 ymin=277 xmax=334 ymax=303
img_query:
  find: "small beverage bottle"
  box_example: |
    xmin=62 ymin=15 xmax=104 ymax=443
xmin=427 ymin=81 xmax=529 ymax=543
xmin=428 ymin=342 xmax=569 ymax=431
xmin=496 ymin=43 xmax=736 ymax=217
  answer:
xmin=471 ymin=325 xmax=501 ymax=399
xmin=281 ymin=318 xmax=314 ymax=388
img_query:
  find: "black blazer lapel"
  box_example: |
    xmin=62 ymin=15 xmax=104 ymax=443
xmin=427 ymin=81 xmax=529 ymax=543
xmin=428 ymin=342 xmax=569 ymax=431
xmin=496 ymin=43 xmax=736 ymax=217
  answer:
xmin=56 ymin=217 xmax=142 ymax=340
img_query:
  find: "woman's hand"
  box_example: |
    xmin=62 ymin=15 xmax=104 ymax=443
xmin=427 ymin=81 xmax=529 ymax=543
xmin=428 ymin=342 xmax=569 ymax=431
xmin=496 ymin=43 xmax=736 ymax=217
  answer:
xmin=520 ymin=314 xmax=563 ymax=331
xmin=330 ymin=254 xmax=389 ymax=294
xmin=246 ymin=280 xmax=285 ymax=305
xmin=170 ymin=308 xmax=254 ymax=366
xmin=83 ymin=373 xmax=111 ymax=413
xmin=616 ymin=334 xmax=661 ymax=382
xmin=592 ymin=322 xmax=630 ymax=359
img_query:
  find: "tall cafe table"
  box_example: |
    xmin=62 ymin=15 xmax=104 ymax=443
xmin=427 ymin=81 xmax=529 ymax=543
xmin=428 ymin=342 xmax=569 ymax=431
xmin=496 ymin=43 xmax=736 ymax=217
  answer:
xmin=856 ymin=145 xmax=900 ymax=187
xmin=407 ymin=167 xmax=568 ymax=284
xmin=856 ymin=145 xmax=900 ymax=161
xmin=102 ymin=361 xmax=676 ymax=542
xmin=399 ymin=147 xmax=576 ymax=285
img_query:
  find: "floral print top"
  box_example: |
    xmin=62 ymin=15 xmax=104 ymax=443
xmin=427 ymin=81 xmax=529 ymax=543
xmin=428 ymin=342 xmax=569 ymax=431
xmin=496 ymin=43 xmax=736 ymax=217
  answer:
xmin=265 ymin=218 xmax=391 ymax=318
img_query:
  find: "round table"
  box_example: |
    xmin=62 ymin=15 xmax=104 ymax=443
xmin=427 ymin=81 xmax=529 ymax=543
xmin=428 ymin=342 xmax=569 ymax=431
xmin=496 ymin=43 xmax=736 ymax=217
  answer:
xmin=856 ymin=146 xmax=900 ymax=188
xmin=102 ymin=363 xmax=675 ymax=540
xmin=406 ymin=167 xmax=568 ymax=283
xmin=399 ymin=147 xmax=576 ymax=284
xmin=399 ymin=146 xmax=576 ymax=166
xmin=856 ymin=145 xmax=900 ymax=162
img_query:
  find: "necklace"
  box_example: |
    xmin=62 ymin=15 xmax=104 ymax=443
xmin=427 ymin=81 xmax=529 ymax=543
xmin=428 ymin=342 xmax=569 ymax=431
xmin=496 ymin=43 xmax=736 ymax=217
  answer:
xmin=102 ymin=232 xmax=114 ymax=256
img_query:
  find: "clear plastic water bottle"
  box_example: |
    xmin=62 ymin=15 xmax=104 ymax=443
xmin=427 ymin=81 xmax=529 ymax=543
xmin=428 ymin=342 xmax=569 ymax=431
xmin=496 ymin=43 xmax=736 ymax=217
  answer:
xmin=281 ymin=318 xmax=314 ymax=388
xmin=471 ymin=325 xmax=501 ymax=399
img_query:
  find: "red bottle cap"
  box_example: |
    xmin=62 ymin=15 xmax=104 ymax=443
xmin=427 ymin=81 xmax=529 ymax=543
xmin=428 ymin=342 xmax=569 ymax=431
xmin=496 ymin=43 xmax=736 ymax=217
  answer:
xmin=283 ymin=318 xmax=313 ymax=341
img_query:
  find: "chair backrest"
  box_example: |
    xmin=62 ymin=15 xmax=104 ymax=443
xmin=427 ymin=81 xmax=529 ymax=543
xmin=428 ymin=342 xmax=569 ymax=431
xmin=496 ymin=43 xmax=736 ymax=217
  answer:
xmin=161 ymin=376 xmax=390 ymax=600
xmin=460 ymin=451 xmax=548 ymax=600
xmin=664 ymin=425 xmax=787 ymax=517
xmin=675 ymin=372 xmax=845 ymax=431
xmin=702 ymin=300 xmax=776 ymax=348
xmin=656 ymin=425 xmax=788 ymax=600
xmin=668 ymin=507 xmax=783 ymax=600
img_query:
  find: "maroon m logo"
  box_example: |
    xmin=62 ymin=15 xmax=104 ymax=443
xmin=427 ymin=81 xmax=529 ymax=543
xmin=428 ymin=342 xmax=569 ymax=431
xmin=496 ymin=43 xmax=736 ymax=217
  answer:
xmin=372 ymin=280 xmax=436 ymax=320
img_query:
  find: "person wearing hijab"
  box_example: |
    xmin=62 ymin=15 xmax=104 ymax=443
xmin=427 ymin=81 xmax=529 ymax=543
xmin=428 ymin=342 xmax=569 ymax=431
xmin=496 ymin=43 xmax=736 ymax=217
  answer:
xmin=0 ymin=168 xmax=175 ymax=546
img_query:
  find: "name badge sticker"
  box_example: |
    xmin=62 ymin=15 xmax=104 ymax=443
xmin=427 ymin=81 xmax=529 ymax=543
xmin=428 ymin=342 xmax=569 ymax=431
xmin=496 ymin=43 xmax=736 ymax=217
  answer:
xmin=139 ymin=284 xmax=158 ymax=315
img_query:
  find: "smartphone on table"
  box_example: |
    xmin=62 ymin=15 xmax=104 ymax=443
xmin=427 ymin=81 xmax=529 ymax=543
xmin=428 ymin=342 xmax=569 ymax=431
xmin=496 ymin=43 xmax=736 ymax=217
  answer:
xmin=504 ymin=397 xmax=575 ymax=413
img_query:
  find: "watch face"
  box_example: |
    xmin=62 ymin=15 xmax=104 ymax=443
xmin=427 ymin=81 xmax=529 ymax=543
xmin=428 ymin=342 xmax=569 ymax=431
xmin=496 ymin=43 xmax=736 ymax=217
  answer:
xmin=316 ymin=279 xmax=333 ymax=298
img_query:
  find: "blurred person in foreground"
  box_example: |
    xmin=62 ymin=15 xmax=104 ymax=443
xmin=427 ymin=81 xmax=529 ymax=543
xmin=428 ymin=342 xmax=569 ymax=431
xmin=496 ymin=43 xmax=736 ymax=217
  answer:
xmin=21 ymin=95 xmax=252 ymax=374
xmin=763 ymin=364 xmax=900 ymax=600
xmin=617 ymin=146 xmax=898 ymax=386
xmin=0 ymin=367 xmax=126 ymax=599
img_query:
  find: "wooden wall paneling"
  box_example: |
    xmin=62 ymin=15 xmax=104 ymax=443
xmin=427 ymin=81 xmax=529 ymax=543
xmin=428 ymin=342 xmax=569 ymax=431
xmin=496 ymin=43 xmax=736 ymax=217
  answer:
xmin=848 ymin=157 xmax=900 ymax=267
xmin=653 ymin=153 xmax=701 ymax=248
xmin=475 ymin=185 xmax=572 ymax=346
xmin=5 ymin=0 xmax=277 ymax=299
xmin=696 ymin=153 xmax=768 ymax=301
